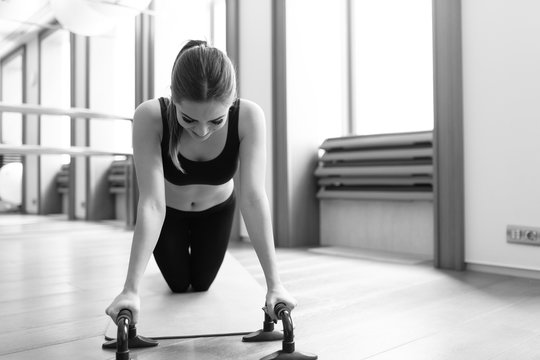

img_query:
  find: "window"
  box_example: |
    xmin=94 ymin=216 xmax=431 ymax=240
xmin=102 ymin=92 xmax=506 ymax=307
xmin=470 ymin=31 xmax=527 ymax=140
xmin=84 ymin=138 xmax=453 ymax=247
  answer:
xmin=39 ymin=29 xmax=71 ymax=214
xmin=286 ymin=0 xmax=348 ymax=142
xmin=153 ymin=0 xmax=227 ymax=98
xmin=1 ymin=49 xmax=24 ymax=145
xmin=89 ymin=18 xmax=135 ymax=153
xmin=40 ymin=30 xmax=71 ymax=153
xmin=351 ymin=0 xmax=434 ymax=135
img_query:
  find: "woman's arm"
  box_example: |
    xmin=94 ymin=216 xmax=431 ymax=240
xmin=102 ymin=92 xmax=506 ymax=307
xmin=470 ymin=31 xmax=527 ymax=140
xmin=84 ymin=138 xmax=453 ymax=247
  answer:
xmin=106 ymin=99 xmax=166 ymax=323
xmin=238 ymin=99 xmax=297 ymax=319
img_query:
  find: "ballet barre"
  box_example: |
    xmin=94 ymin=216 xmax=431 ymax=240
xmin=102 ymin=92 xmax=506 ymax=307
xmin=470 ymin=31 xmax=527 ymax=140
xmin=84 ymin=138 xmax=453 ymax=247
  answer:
xmin=0 ymin=102 xmax=132 ymax=121
xmin=0 ymin=144 xmax=132 ymax=157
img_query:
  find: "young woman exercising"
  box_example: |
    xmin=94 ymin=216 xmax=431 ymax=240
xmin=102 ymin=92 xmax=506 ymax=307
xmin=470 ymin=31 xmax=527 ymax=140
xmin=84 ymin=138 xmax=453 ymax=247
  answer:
xmin=105 ymin=40 xmax=297 ymax=324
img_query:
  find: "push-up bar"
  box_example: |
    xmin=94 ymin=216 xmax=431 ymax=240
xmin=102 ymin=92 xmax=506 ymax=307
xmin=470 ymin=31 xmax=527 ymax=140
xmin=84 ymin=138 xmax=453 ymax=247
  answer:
xmin=104 ymin=303 xmax=317 ymax=360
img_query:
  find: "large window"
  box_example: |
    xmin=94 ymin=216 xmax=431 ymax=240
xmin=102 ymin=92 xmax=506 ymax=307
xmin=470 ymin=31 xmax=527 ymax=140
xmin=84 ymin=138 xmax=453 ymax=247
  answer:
xmin=153 ymin=0 xmax=227 ymax=98
xmin=0 ymin=48 xmax=24 ymax=210
xmin=352 ymin=0 xmax=433 ymax=135
xmin=39 ymin=29 xmax=71 ymax=214
xmin=286 ymin=0 xmax=348 ymax=142
xmin=89 ymin=18 xmax=135 ymax=153
xmin=40 ymin=30 xmax=71 ymax=153
xmin=284 ymin=0 xmax=433 ymax=139
xmin=1 ymin=49 xmax=24 ymax=145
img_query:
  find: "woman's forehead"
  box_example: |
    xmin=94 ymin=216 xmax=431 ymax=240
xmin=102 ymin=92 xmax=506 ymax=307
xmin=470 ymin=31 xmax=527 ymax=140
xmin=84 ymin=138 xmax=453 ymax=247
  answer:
xmin=175 ymin=100 xmax=230 ymax=120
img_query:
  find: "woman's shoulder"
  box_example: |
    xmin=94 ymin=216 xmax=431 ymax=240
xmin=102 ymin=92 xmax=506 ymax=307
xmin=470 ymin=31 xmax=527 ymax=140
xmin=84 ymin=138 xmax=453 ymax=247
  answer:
xmin=237 ymin=98 xmax=265 ymax=138
xmin=237 ymin=98 xmax=263 ymax=119
xmin=133 ymin=98 xmax=163 ymax=134
xmin=236 ymin=99 xmax=266 ymax=145
xmin=134 ymin=98 xmax=162 ymax=120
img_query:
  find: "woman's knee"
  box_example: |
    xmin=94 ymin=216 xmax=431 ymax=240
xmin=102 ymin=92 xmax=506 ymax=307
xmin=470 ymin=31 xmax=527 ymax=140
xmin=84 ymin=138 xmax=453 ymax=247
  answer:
xmin=190 ymin=279 xmax=212 ymax=292
xmin=167 ymin=279 xmax=190 ymax=293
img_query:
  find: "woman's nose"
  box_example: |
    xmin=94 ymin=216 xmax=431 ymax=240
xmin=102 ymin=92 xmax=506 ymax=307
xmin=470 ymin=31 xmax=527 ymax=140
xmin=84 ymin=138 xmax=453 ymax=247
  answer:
xmin=195 ymin=125 xmax=209 ymax=136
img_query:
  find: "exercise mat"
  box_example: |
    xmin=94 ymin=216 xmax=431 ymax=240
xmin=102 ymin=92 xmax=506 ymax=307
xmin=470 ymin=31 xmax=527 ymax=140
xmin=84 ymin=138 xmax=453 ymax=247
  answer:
xmin=104 ymin=252 xmax=265 ymax=339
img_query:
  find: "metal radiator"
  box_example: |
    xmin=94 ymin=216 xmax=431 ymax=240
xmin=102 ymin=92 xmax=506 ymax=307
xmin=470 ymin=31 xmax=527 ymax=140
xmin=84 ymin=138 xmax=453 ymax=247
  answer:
xmin=315 ymin=131 xmax=433 ymax=201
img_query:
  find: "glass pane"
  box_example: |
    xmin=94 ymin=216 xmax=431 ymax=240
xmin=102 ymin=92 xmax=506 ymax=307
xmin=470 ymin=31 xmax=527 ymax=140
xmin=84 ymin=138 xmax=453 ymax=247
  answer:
xmin=1 ymin=52 xmax=24 ymax=145
xmin=40 ymin=30 xmax=71 ymax=152
xmin=352 ymin=0 xmax=433 ymax=135
xmin=39 ymin=30 xmax=71 ymax=214
xmin=0 ymin=51 xmax=24 ymax=210
xmin=212 ymin=0 xmax=227 ymax=51
xmin=89 ymin=18 xmax=135 ymax=152
xmin=286 ymin=0 xmax=348 ymax=142
xmin=153 ymin=0 xmax=226 ymax=98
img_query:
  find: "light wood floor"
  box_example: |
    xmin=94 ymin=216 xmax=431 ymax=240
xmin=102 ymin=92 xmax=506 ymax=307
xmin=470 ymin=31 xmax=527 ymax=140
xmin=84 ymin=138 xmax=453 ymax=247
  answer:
xmin=1 ymin=214 xmax=540 ymax=359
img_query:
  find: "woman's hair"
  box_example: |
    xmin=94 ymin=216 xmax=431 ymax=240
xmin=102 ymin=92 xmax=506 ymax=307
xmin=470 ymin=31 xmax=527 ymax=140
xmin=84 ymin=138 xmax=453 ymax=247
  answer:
xmin=166 ymin=40 xmax=237 ymax=172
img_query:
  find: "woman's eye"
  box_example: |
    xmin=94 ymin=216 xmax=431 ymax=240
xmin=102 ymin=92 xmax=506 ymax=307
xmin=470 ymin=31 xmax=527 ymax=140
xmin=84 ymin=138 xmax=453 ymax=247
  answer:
xmin=182 ymin=116 xmax=195 ymax=124
xmin=212 ymin=120 xmax=224 ymax=125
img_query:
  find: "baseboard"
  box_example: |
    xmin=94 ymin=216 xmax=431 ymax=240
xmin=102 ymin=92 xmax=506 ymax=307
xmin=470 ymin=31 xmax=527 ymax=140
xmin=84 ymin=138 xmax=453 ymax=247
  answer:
xmin=467 ymin=262 xmax=540 ymax=280
xmin=309 ymin=246 xmax=433 ymax=266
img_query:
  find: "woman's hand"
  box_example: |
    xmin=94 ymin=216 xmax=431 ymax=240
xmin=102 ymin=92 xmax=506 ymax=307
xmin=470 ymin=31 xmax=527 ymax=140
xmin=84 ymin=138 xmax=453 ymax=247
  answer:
xmin=265 ymin=284 xmax=298 ymax=322
xmin=105 ymin=290 xmax=141 ymax=324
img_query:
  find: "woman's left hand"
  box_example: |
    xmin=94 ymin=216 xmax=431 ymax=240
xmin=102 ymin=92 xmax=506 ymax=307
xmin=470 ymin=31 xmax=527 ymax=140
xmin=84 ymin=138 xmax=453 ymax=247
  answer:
xmin=265 ymin=284 xmax=298 ymax=322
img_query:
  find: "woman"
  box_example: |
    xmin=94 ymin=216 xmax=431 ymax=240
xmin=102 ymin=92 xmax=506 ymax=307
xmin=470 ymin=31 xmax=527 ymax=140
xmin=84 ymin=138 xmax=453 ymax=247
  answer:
xmin=105 ymin=40 xmax=296 ymax=325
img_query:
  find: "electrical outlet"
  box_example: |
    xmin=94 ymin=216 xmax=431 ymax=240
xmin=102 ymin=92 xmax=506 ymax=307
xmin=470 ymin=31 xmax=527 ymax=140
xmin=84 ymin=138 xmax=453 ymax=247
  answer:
xmin=507 ymin=225 xmax=540 ymax=246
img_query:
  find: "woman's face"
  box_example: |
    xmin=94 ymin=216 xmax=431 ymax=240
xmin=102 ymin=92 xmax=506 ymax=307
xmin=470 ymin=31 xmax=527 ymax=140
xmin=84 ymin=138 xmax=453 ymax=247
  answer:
xmin=174 ymin=100 xmax=231 ymax=142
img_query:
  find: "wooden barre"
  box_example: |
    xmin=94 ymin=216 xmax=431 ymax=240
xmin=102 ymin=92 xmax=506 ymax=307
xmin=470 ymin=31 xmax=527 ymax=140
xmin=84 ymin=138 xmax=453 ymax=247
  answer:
xmin=0 ymin=144 xmax=132 ymax=157
xmin=0 ymin=102 xmax=132 ymax=121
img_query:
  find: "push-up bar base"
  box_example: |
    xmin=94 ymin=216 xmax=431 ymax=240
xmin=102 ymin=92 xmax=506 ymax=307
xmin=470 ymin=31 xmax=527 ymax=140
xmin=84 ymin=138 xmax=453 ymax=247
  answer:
xmin=102 ymin=309 xmax=158 ymax=360
xmin=242 ymin=310 xmax=284 ymax=342
xmin=254 ymin=303 xmax=318 ymax=360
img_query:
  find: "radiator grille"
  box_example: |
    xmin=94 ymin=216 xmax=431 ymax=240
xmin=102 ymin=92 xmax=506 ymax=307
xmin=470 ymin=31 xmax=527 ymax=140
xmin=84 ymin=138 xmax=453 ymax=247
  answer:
xmin=315 ymin=131 xmax=433 ymax=201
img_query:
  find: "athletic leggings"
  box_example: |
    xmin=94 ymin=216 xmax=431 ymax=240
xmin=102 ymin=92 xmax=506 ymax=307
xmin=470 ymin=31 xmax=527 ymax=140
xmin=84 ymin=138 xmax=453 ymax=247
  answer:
xmin=153 ymin=192 xmax=236 ymax=293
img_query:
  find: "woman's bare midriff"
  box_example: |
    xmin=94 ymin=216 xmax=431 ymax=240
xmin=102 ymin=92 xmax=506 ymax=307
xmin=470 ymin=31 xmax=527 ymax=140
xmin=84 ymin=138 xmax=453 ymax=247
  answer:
xmin=164 ymin=178 xmax=234 ymax=211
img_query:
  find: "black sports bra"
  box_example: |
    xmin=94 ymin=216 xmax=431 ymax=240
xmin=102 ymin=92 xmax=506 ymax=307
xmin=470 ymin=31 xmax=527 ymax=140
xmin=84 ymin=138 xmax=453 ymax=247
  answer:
xmin=158 ymin=97 xmax=240 ymax=186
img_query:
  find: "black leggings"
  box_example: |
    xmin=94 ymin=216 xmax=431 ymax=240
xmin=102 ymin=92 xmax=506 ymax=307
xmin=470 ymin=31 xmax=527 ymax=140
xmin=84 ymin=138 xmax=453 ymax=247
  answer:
xmin=153 ymin=192 xmax=236 ymax=293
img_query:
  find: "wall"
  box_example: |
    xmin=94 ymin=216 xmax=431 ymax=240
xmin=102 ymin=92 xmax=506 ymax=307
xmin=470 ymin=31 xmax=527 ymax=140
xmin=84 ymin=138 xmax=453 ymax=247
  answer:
xmin=321 ymin=200 xmax=433 ymax=258
xmin=462 ymin=0 xmax=540 ymax=271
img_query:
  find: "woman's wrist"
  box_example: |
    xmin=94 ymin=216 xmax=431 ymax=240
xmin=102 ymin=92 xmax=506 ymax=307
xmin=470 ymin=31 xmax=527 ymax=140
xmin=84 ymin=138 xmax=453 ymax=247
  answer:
xmin=267 ymin=279 xmax=285 ymax=292
xmin=123 ymin=280 xmax=139 ymax=294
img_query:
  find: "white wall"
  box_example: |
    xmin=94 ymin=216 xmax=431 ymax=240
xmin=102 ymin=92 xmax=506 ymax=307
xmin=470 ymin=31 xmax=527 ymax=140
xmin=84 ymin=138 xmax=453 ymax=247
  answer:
xmin=462 ymin=0 xmax=540 ymax=271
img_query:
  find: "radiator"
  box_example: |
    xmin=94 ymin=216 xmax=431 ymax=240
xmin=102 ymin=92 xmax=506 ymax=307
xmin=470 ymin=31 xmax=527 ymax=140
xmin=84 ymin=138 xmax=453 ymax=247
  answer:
xmin=315 ymin=131 xmax=433 ymax=201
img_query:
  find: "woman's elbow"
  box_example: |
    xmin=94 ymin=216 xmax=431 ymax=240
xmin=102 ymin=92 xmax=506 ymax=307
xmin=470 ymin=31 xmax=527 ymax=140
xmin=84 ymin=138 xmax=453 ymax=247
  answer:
xmin=239 ymin=189 xmax=266 ymax=208
xmin=137 ymin=199 xmax=166 ymax=218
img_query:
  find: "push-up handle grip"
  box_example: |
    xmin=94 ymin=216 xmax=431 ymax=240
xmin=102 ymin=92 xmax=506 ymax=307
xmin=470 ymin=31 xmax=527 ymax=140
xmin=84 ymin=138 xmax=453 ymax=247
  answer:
xmin=259 ymin=303 xmax=318 ymax=360
xmin=116 ymin=309 xmax=132 ymax=360
xmin=102 ymin=309 xmax=159 ymax=356
xmin=242 ymin=304 xmax=285 ymax=342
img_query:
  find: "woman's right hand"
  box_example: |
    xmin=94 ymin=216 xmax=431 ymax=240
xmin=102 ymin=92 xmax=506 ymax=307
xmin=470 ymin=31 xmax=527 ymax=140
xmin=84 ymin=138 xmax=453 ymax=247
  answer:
xmin=105 ymin=290 xmax=141 ymax=324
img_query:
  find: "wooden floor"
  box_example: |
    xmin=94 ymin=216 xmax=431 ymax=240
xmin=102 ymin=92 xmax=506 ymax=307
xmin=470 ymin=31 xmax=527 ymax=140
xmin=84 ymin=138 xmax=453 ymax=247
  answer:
xmin=1 ymin=214 xmax=540 ymax=359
